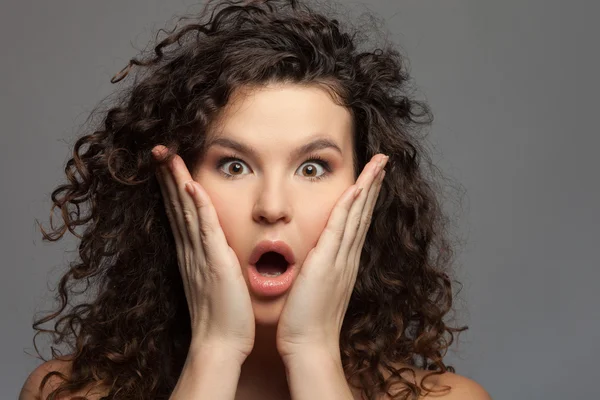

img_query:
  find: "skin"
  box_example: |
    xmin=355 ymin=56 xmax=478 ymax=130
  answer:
xmin=192 ymin=83 xmax=358 ymax=327
xmin=152 ymin=83 xmax=490 ymax=399
xmin=19 ymin=83 xmax=491 ymax=400
xmin=190 ymin=83 xmax=373 ymax=399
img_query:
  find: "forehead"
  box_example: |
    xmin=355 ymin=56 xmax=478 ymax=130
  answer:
xmin=206 ymin=83 xmax=354 ymax=156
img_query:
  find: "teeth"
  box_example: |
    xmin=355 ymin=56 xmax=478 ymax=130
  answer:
xmin=259 ymin=271 xmax=283 ymax=277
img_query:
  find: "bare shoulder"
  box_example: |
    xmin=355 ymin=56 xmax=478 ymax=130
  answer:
xmin=350 ymin=363 xmax=492 ymax=400
xmin=427 ymin=370 xmax=492 ymax=400
xmin=19 ymin=358 xmax=110 ymax=400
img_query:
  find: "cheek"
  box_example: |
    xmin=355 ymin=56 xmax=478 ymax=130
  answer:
xmin=204 ymin=187 xmax=243 ymax=238
xmin=297 ymin=198 xmax=338 ymax=248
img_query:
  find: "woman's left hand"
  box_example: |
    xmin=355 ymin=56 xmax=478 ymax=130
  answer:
xmin=276 ymin=153 xmax=389 ymax=363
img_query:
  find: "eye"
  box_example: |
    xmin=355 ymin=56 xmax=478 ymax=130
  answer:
xmin=216 ymin=152 xmax=332 ymax=182
xmin=217 ymin=157 xmax=251 ymax=179
xmin=296 ymin=158 xmax=329 ymax=181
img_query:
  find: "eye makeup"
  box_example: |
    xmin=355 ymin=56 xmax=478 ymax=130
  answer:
xmin=215 ymin=152 xmax=333 ymax=182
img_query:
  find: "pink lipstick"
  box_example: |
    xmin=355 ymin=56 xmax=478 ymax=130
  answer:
xmin=248 ymin=240 xmax=297 ymax=298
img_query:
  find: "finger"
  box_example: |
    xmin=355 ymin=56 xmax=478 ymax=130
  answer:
xmin=337 ymin=155 xmax=385 ymax=270
xmin=152 ymin=146 xmax=196 ymax=303
xmin=165 ymin=151 xmax=235 ymax=272
xmin=310 ymin=183 xmax=361 ymax=275
xmin=350 ymin=163 xmax=387 ymax=269
xmin=184 ymin=179 xmax=234 ymax=268
xmin=311 ymin=154 xmax=383 ymax=273
xmin=158 ymin=156 xmax=193 ymax=250
xmin=156 ymin=165 xmax=200 ymax=305
xmin=154 ymin=158 xmax=188 ymax=250
xmin=167 ymin=155 xmax=205 ymax=249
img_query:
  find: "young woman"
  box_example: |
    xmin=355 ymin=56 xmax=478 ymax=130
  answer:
xmin=20 ymin=0 xmax=491 ymax=399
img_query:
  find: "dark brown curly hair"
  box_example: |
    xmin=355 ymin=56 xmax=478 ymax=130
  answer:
xmin=30 ymin=0 xmax=468 ymax=399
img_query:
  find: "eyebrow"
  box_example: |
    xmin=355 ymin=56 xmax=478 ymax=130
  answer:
xmin=204 ymin=136 xmax=343 ymax=160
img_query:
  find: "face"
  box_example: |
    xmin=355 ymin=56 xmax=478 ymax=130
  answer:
xmin=192 ymin=83 xmax=355 ymax=326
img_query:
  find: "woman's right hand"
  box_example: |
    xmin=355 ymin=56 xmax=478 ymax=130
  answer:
xmin=152 ymin=145 xmax=255 ymax=363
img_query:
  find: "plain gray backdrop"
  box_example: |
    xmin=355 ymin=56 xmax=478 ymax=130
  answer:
xmin=2 ymin=1 xmax=598 ymax=399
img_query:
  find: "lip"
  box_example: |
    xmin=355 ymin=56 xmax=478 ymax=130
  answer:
xmin=248 ymin=239 xmax=297 ymax=298
xmin=249 ymin=239 xmax=296 ymax=266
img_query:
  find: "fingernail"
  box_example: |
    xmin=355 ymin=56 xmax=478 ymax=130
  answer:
xmin=152 ymin=146 xmax=163 ymax=159
xmin=185 ymin=181 xmax=195 ymax=195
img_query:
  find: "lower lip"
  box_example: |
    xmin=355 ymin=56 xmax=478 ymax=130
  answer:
xmin=248 ymin=263 xmax=296 ymax=297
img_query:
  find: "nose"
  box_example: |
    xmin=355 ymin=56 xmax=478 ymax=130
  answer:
xmin=252 ymin=177 xmax=292 ymax=225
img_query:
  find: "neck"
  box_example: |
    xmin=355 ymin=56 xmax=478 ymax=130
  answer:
xmin=235 ymin=325 xmax=291 ymax=400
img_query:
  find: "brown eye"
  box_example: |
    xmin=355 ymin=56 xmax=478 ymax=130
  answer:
xmin=302 ymin=165 xmax=316 ymax=177
xmin=219 ymin=159 xmax=250 ymax=178
xmin=296 ymin=162 xmax=325 ymax=179
xmin=227 ymin=162 xmax=244 ymax=175
xmin=218 ymin=157 xmax=329 ymax=181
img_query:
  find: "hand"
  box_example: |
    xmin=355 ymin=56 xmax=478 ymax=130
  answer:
xmin=152 ymin=145 xmax=255 ymax=363
xmin=276 ymin=153 xmax=389 ymax=362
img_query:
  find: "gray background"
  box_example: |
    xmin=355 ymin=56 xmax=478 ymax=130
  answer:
xmin=2 ymin=1 xmax=598 ymax=399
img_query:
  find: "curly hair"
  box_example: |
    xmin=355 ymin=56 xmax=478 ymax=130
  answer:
xmin=30 ymin=0 xmax=468 ymax=398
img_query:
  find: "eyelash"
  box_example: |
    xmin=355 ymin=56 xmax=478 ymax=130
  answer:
xmin=216 ymin=152 xmax=332 ymax=182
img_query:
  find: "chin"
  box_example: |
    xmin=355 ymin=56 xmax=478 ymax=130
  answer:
xmin=251 ymin=294 xmax=287 ymax=326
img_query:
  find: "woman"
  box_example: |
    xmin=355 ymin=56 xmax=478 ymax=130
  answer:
xmin=20 ymin=0 xmax=491 ymax=399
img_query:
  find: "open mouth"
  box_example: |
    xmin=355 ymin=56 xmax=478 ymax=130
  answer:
xmin=255 ymin=251 xmax=290 ymax=277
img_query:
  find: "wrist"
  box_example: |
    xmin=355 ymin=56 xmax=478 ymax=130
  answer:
xmin=170 ymin=341 xmax=245 ymax=400
xmin=281 ymin=346 xmax=343 ymax=372
xmin=188 ymin=339 xmax=248 ymax=367
xmin=282 ymin=347 xmax=353 ymax=400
